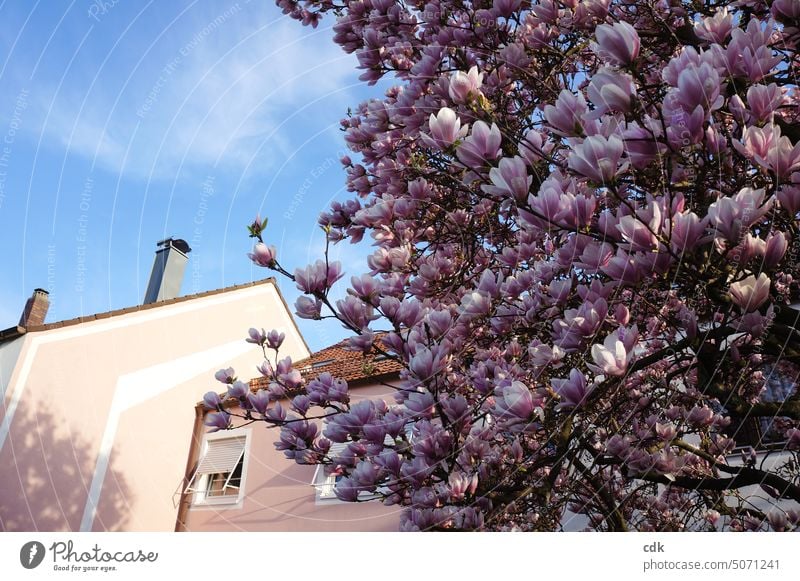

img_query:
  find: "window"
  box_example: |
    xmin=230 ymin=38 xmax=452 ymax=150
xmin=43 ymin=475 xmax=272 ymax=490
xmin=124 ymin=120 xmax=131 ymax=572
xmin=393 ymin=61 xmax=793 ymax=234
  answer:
xmin=186 ymin=430 xmax=250 ymax=506
xmin=312 ymin=359 xmax=335 ymax=369
xmin=725 ymin=362 xmax=799 ymax=450
xmin=312 ymin=427 xmax=417 ymax=503
xmin=318 ymin=473 xmax=344 ymax=500
xmin=312 ymin=441 xmax=348 ymax=503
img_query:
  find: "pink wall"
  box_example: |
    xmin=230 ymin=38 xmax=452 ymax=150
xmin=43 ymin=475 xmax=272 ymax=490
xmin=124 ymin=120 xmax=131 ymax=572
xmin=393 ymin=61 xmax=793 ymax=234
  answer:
xmin=0 ymin=281 xmax=309 ymax=532
xmin=181 ymin=382 xmax=402 ymax=532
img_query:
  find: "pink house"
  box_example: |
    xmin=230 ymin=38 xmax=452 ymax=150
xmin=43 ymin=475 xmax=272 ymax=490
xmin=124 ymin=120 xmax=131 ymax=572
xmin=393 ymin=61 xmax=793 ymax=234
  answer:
xmin=0 ymin=239 xmax=309 ymax=532
xmin=176 ymin=338 xmax=800 ymax=533
xmin=176 ymin=340 xmax=402 ymax=532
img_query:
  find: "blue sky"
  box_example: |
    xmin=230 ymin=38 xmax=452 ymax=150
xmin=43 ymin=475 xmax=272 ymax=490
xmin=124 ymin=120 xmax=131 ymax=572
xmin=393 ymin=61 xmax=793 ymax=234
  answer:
xmin=0 ymin=0 xmax=383 ymax=351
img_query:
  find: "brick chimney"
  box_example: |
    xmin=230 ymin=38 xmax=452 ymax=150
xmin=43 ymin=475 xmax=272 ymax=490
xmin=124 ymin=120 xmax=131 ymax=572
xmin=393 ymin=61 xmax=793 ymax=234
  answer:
xmin=19 ymin=288 xmax=50 ymax=328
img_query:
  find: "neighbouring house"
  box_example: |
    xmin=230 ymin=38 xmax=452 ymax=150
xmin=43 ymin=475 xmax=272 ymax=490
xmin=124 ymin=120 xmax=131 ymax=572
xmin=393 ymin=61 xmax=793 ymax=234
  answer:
xmin=176 ymin=340 xmax=403 ymax=532
xmin=0 ymin=238 xmax=309 ymax=532
xmin=178 ymin=335 xmax=800 ymax=533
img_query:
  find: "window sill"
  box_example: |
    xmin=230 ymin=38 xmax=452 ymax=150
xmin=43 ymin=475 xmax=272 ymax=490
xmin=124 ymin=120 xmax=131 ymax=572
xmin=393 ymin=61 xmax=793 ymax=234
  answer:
xmin=191 ymin=496 xmax=244 ymax=509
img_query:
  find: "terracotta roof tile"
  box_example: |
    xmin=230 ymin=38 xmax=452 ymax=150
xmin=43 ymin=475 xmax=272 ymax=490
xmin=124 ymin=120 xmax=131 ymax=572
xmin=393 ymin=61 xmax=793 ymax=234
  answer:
xmin=249 ymin=336 xmax=402 ymax=390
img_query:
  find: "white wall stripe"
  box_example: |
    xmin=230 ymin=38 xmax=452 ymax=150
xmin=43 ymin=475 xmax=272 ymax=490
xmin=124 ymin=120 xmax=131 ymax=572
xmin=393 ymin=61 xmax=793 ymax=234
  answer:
xmin=79 ymin=338 xmax=255 ymax=531
xmin=0 ymin=282 xmax=304 ymax=453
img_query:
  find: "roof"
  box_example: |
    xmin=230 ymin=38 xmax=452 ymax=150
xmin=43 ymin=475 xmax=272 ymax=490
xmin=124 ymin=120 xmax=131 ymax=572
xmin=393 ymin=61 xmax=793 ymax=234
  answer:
xmin=0 ymin=278 xmax=310 ymax=353
xmin=249 ymin=336 xmax=402 ymax=390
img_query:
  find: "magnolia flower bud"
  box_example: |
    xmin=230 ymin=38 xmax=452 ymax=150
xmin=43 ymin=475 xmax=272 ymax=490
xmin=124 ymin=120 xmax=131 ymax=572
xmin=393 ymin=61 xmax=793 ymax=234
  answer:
xmin=214 ymin=367 xmax=236 ymax=384
xmin=204 ymin=411 xmax=231 ymax=432
xmin=248 ymin=242 xmax=277 ymax=267
xmin=203 ymin=391 xmax=222 ymax=410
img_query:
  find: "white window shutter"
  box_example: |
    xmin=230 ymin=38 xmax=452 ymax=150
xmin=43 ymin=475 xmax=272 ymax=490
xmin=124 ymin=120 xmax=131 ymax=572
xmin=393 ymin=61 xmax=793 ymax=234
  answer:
xmin=314 ymin=441 xmax=350 ymax=499
xmin=319 ymin=474 xmax=337 ymax=498
xmin=328 ymin=441 xmax=349 ymax=458
xmin=196 ymin=436 xmax=246 ymax=475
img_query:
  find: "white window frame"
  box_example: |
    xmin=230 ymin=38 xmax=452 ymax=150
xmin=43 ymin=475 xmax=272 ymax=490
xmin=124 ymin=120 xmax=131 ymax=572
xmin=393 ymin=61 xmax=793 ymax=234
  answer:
xmin=186 ymin=427 xmax=252 ymax=509
xmin=312 ymin=441 xmax=348 ymax=504
xmin=312 ymin=428 xmax=417 ymax=504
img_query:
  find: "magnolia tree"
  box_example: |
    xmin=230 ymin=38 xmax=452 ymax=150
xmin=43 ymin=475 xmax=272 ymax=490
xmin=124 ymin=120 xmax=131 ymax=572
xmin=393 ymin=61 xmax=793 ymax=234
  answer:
xmin=205 ymin=0 xmax=800 ymax=531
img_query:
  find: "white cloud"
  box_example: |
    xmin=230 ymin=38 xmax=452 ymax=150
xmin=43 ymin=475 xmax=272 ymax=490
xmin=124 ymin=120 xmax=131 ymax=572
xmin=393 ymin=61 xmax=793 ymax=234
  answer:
xmin=30 ymin=14 xmax=360 ymax=180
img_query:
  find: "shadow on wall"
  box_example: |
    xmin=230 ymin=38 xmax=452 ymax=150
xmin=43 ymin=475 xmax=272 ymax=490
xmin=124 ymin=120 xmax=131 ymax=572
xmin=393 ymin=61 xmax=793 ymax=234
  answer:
xmin=0 ymin=401 xmax=131 ymax=531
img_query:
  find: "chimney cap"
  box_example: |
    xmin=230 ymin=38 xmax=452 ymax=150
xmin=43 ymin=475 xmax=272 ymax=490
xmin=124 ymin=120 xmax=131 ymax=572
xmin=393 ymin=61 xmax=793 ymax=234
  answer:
xmin=156 ymin=238 xmax=191 ymax=254
xmin=33 ymin=288 xmax=49 ymax=295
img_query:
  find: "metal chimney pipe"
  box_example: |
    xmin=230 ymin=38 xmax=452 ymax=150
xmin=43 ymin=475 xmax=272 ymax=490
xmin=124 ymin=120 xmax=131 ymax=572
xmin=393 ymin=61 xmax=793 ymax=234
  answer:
xmin=143 ymin=238 xmax=192 ymax=304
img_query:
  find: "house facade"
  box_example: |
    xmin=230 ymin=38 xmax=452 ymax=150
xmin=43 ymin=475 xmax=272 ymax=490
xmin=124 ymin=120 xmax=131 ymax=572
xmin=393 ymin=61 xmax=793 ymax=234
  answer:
xmin=0 ymin=240 xmax=309 ymax=532
xmin=176 ymin=341 xmax=402 ymax=532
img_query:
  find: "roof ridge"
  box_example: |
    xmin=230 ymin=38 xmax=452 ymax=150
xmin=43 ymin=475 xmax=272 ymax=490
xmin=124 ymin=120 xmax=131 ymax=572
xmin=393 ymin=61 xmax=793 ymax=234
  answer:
xmin=0 ymin=278 xmax=286 ymax=339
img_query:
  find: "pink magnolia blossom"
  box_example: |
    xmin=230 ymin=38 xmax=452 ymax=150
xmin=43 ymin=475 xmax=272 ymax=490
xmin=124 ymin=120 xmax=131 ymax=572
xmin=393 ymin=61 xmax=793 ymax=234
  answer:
xmin=295 ymin=295 xmax=322 ymax=319
xmin=457 ymin=121 xmax=502 ymax=167
xmin=495 ymin=381 xmax=538 ymax=421
xmin=665 ymin=104 xmax=705 ymax=148
xmin=408 ymin=346 xmax=449 ymax=382
xmin=669 ymin=210 xmax=706 ymax=253
xmin=493 ymin=0 xmax=521 ymax=18
xmin=204 ymin=411 xmax=231 ymax=432
xmin=544 ymin=90 xmax=590 ymax=137
xmin=773 ymin=0 xmax=800 ymax=19
xmin=519 ymin=129 xmax=554 ymax=166
xmin=734 ymin=306 xmax=774 ymax=338
xmin=736 ymin=123 xmax=800 ymax=176
xmin=203 ymin=391 xmax=222 ymax=409
xmin=294 ymin=260 xmax=344 ymax=295
xmin=458 ymin=290 xmax=492 ymax=320
xmin=594 ymin=21 xmax=640 ymax=66
xmin=448 ymin=66 xmax=483 ymax=103
xmin=246 ymin=328 xmax=266 ymax=345
xmin=729 ymin=272 xmax=771 ymax=312
xmin=587 ymin=67 xmax=635 ymax=117
xmin=248 ymin=390 xmax=270 ymax=415
xmin=734 ymin=124 xmax=777 ymax=161
xmin=551 ymin=368 xmax=592 ymax=410
xmin=674 ymin=62 xmax=723 ymax=113
xmin=724 ymin=19 xmax=782 ymax=82
xmin=694 ymin=8 xmax=733 ymax=44
xmin=568 ymin=134 xmax=628 ymax=184
xmin=422 ymin=107 xmax=469 ymax=149
xmin=778 ymin=185 xmax=800 ymax=215
xmin=227 ymin=380 xmax=249 ymax=399
xmin=336 ymin=295 xmax=379 ymax=330
xmin=616 ymin=201 xmax=663 ymax=252
xmin=764 ymin=232 xmax=789 ymax=268
xmin=266 ymin=330 xmax=285 ymax=350
xmin=481 ymin=156 xmax=532 ymax=201
xmin=707 ymin=187 xmax=772 ymax=243
xmin=588 ymin=329 xmax=633 ymax=377
xmin=622 ymin=122 xmax=665 ymax=169
xmin=746 ymin=84 xmax=783 ymax=123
